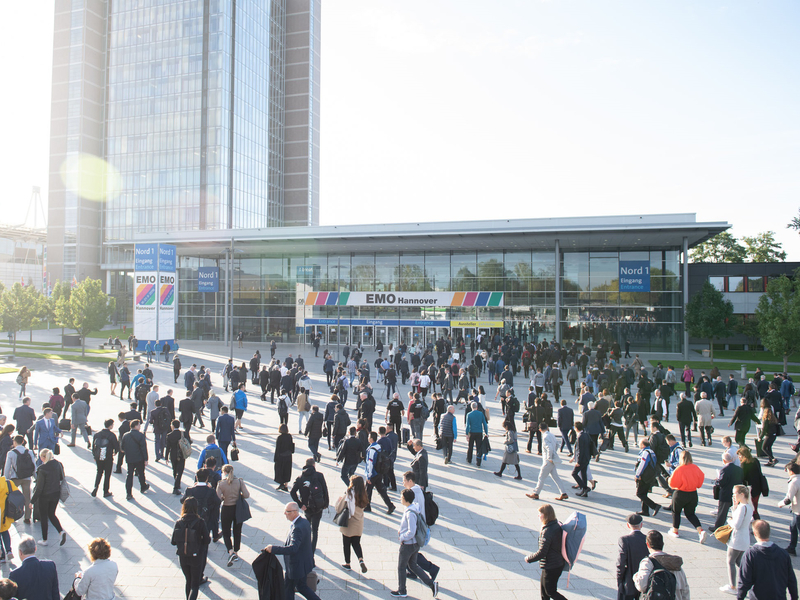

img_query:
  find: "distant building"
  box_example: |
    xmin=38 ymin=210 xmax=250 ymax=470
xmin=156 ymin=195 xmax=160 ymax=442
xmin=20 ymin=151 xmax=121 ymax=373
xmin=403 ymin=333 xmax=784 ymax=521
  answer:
xmin=0 ymin=225 xmax=46 ymax=293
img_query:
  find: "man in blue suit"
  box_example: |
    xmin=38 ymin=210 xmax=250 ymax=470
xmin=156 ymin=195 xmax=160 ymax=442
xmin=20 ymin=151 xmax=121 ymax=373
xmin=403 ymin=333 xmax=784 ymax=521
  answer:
xmin=266 ymin=502 xmax=320 ymax=600
xmin=9 ymin=536 xmax=59 ymax=600
xmin=33 ymin=408 xmax=61 ymax=452
xmin=215 ymin=406 xmax=237 ymax=459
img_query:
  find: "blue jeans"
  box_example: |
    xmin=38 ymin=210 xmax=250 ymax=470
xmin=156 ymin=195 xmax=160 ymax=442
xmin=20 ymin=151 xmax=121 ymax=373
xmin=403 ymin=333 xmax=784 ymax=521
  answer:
xmin=789 ymin=512 xmax=800 ymax=551
xmin=155 ymin=432 xmax=167 ymax=460
xmin=285 ymin=575 xmax=321 ymax=600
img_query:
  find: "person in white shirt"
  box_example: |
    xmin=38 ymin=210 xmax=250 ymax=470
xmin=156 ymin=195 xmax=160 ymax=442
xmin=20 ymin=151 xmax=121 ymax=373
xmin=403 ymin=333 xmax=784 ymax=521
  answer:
xmin=721 ymin=436 xmax=741 ymax=467
xmin=526 ymin=423 xmax=568 ymax=501
xmin=719 ymin=485 xmax=753 ymax=594
xmin=392 ymin=489 xmax=438 ymax=598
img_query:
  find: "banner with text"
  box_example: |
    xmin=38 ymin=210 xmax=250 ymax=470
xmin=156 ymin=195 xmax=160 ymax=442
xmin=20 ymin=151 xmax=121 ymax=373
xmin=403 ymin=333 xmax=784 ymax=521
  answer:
xmin=198 ymin=267 xmax=219 ymax=292
xmin=303 ymin=291 xmax=503 ymax=307
xmin=619 ymin=261 xmax=650 ymax=292
xmin=134 ymin=243 xmax=177 ymax=350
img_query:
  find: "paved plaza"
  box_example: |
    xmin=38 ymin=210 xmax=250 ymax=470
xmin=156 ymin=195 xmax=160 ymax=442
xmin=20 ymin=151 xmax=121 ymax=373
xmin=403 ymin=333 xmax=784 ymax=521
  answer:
xmin=1 ymin=341 xmax=799 ymax=599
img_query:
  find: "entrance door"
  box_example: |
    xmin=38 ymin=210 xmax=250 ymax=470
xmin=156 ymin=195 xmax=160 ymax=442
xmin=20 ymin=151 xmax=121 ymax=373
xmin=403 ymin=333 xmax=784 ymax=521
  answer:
xmin=351 ymin=326 xmax=362 ymax=349
xmin=387 ymin=327 xmax=399 ymax=349
xmin=375 ymin=326 xmax=388 ymax=348
xmin=437 ymin=327 xmax=450 ymax=344
xmin=425 ymin=327 xmax=437 ymax=347
xmin=400 ymin=327 xmax=411 ymax=348
xmin=411 ymin=327 xmax=423 ymax=347
xmin=362 ymin=326 xmax=374 ymax=347
xmin=314 ymin=325 xmax=327 ymax=345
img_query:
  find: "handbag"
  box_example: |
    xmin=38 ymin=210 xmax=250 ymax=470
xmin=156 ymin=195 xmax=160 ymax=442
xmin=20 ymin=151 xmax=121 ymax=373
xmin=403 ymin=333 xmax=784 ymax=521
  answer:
xmin=712 ymin=484 xmax=720 ymax=501
xmin=59 ymin=463 xmax=71 ymax=503
xmin=714 ymin=524 xmax=732 ymax=544
xmin=235 ymin=481 xmax=252 ymax=522
xmin=333 ymin=504 xmax=350 ymax=527
xmin=63 ymin=577 xmax=82 ymax=600
xmin=230 ymin=443 xmax=239 ymax=462
xmin=760 ymin=473 xmax=770 ymax=497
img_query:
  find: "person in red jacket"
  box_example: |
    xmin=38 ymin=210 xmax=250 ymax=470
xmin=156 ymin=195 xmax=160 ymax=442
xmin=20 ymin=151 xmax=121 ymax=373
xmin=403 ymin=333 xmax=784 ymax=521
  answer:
xmin=667 ymin=450 xmax=707 ymax=543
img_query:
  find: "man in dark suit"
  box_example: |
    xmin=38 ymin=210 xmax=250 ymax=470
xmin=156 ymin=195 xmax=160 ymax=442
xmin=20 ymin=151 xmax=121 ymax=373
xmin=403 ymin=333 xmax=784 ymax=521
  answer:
xmin=675 ymin=393 xmax=697 ymax=447
xmin=616 ymin=513 xmax=649 ymax=599
xmin=336 ymin=427 xmax=363 ymax=485
xmin=9 ymin=536 xmax=59 ymax=600
xmin=572 ymin=422 xmax=592 ymax=497
xmin=266 ymin=502 xmax=321 ymax=600
xmin=215 ymin=406 xmax=237 ymax=459
xmin=557 ymin=399 xmax=574 ymax=455
xmin=710 ymin=453 xmax=744 ymax=533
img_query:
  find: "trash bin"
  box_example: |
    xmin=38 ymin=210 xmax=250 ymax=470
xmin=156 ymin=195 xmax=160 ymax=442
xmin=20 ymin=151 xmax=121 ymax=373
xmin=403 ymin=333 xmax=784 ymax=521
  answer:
xmin=740 ymin=365 xmax=747 ymax=380
xmin=63 ymin=335 xmax=81 ymax=347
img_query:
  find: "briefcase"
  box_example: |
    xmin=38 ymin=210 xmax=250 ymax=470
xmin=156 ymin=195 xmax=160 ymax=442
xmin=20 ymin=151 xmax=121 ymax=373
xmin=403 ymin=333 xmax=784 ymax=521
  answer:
xmin=402 ymin=427 xmax=410 ymax=445
xmin=306 ymin=570 xmax=319 ymax=592
xmin=59 ymin=418 xmax=71 ymax=431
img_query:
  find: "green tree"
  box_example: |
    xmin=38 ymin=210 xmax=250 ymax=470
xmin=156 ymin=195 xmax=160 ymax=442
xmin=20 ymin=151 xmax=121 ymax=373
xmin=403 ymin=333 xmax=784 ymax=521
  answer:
xmin=690 ymin=232 xmax=746 ymax=263
xmin=0 ymin=283 xmax=46 ymax=353
xmin=742 ymin=231 xmax=787 ymax=263
xmin=733 ymin=315 xmax=761 ymax=350
xmin=684 ymin=281 xmax=734 ymax=363
xmin=788 ymin=209 xmax=800 ymax=232
xmin=69 ymin=278 xmax=116 ymax=356
xmin=49 ymin=280 xmax=73 ymax=346
xmin=755 ymin=273 xmax=800 ymax=372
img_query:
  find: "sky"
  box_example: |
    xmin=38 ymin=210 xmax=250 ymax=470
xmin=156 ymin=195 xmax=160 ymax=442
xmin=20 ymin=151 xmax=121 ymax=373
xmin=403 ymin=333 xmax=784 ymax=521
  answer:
xmin=1 ymin=1 xmax=799 ymax=257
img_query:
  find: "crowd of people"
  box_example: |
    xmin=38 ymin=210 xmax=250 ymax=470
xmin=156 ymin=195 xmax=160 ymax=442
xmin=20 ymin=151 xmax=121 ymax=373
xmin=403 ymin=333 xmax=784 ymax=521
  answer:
xmin=1 ymin=333 xmax=799 ymax=599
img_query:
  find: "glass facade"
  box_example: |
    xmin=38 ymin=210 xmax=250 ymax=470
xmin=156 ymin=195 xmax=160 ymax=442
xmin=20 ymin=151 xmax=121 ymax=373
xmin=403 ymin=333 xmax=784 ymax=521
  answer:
xmin=109 ymin=244 xmax=687 ymax=353
xmin=104 ymin=0 xmax=275 ymax=241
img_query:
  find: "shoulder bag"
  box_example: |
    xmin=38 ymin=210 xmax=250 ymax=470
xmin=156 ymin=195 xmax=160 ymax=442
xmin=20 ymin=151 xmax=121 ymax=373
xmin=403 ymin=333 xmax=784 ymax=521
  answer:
xmin=235 ymin=479 xmax=252 ymax=523
xmin=714 ymin=524 xmax=732 ymax=544
xmin=63 ymin=577 xmax=82 ymax=600
xmin=230 ymin=442 xmax=239 ymax=462
xmin=59 ymin=462 xmax=71 ymax=503
xmin=333 ymin=501 xmax=350 ymax=527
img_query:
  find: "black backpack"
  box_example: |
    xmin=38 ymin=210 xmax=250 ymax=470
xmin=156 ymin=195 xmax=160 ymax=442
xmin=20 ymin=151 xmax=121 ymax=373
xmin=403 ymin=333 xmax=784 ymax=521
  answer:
xmin=4 ymin=481 xmax=25 ymax=522
xmin=652 ymin=433 xmax=670 ymax=463
xmin=173 ymin=518 xmax=202 ymax=558
xmin=373 ymin=450 xmax=391 ymax=476
xmin=642 ymin=557 xmax=677 ymax=600
xmin=423 ymin=491 xmax=439 ymax=526
xmin=156 ymin=409 xmax=171 ymax=432
xmin=93 ymin=435 xmax=110 ymax=461
xmin=305 ymin=475 xmax=327 ymax=514
xmin=14 ymin=449 xmax=34 ymax=479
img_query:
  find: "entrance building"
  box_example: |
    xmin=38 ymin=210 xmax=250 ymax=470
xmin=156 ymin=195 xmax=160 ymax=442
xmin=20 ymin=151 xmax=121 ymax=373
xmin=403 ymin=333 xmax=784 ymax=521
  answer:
xmin=111 ymin=213 xmax=728 ymax=357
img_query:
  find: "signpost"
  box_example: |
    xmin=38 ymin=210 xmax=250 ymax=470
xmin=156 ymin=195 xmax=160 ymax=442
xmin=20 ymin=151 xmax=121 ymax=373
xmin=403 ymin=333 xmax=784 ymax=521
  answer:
xmin=619 ymin=261 xmax=651 ymax=292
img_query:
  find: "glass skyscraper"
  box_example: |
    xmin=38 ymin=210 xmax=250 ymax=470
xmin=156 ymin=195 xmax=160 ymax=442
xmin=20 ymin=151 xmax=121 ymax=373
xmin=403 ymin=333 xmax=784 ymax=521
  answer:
xmin=47 ymin=0 xmax=320 ymax=285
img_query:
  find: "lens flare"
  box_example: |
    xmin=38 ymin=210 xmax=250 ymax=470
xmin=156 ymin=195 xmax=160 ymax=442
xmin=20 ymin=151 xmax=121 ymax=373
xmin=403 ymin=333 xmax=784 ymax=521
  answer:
xmin=60 ymin=153 xmax=121 ymax=202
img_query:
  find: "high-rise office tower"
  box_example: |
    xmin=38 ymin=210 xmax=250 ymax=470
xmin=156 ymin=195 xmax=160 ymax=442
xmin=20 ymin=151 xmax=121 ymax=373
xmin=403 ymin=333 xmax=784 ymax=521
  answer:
xmin=47 ymin=0 xmax=320 ymax=285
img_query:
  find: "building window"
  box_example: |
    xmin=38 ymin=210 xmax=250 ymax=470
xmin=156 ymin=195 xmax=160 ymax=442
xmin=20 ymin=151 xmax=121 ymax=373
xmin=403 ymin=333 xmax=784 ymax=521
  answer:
xmin=728 ymin=276 xmax=745 ymax=293
xmin=709 ymin=276 xmax=725 ymax=292
xmin=747 ymin=277 xmax=764 ymax=292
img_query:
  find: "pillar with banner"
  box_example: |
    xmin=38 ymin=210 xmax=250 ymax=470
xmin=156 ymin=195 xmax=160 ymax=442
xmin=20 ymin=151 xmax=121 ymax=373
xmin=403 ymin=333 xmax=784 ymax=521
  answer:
xmin=133 ymin=243 xmax=177 ymax=352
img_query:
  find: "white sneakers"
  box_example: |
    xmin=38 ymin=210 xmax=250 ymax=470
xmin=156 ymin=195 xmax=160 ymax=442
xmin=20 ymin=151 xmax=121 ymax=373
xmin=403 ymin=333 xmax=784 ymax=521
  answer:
xmin=667 ymin=530 xmax=679 ymax=538
xmin=699 ymin=530 xmax=708 ymax=544
xmin=719 ymin=585 xmax=736 ymax=595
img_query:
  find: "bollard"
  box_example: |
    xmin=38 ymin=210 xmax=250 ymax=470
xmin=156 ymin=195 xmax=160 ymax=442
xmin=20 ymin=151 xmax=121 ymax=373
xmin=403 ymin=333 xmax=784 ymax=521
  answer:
xmin=741 ymin=365 xmax=747 ymax=380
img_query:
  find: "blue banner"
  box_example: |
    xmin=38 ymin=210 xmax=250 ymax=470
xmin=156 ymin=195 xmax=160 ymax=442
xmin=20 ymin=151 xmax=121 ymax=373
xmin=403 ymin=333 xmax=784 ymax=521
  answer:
xmin=198 ymin=267 xmax=219 ymax=292
xmin=619 ymin=261 xmax=651 ymax=292
xmin=134 ymin=244 xmax=158 ymax=271
xmin=158 ymin=244 xmax=177 ymax=273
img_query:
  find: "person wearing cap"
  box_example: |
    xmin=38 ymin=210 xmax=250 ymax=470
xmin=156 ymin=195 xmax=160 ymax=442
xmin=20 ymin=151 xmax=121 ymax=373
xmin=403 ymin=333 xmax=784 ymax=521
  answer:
xmin=616 ymin=513 xmax=649 ymax=600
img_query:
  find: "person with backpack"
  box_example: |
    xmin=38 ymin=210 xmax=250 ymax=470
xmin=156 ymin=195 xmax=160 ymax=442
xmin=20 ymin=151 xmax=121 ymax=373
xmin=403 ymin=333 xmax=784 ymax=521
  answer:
xmin=634 ymin=439 xmax=662 ymax=517
xmin=15 ymin=367 xmax=30 ymax=399
xmin=407 ymin=394 xmax=428 ymax=441
xmin=171 ymin=497 xmax=211 ymax=599
xmin=524 ymin=503 xmax=567 ymax=600
xmin=0 ymin=475 xmax=20 ymax=561
xmin=91 ymin=419 xmax=120 ymax=498
xmin=4 ymin=436 xmax=36 ymax=526
xmin=633 ymin=530 xmax=690 ymax=600
xmin=277 ymin=391 xmax=290 ymax=427
xmin=216 ymin=464 xmax=250 ymax=567
xmin=166 ymin=420 xmax=190 ymax=495
xmin=197 ymin=435 xmax=227 ymax=477
xmin=290 ymin=458 xmax=329 ymax=554
xmin=182 ymin=468 xmax=222 ymax=546
xmin=364 ymin=432 xmax=395 ymax=514
xmin=401 ymin=471 xmax=441 ymax=584
xmin=648 ymin=421 xmax=673 ymax=496
xmin=392 ymin=488 xmax=438 ymax=598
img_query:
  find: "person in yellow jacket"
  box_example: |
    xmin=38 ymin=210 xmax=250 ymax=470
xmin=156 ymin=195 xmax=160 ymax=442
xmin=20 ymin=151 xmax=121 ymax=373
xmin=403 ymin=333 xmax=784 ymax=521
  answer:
xmin=0 ymin=476 xmax=19 ymax=561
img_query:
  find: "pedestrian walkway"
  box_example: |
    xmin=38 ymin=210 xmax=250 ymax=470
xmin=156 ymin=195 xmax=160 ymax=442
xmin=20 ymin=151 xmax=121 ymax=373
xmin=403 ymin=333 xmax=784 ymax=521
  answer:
xmin=0 ymin=341 xmax=797 ymax=598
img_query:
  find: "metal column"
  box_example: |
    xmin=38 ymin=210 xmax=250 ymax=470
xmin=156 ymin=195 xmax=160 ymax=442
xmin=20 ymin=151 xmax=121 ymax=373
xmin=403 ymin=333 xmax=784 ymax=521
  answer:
xmin=555 ymin=239 xmax=561 ymax=344
xmin=683 ymin=236 xmax=689 ymax=360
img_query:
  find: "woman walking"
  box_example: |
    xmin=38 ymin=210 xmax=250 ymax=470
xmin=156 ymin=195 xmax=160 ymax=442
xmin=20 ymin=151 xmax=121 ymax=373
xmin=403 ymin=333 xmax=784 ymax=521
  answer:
xmin=418 ymin=369 xmax=430 ymax=398
xmin=0 ymin=475 xmax=18 ymax=560
xmin=0 ymin=425 xmax=14 ymax=477
xmin=31 ymin=448 xmax=67 ymax=547
xmin=666 ymin=450 xmax=707 ymax=543
xmin=238 ymin=362 xmax=248 ymax=392
xmin=335 ymin=475 xmax=369 ymax=572
xmin=49 ymin=388 xmax=65 ymax=419
xmin=524 ymin=504 xmax=567 ymax=600
xmin=719 ymin=485 xmax=753 ymax=595
xmin=738 ymin=446 xmax=764 ymax=519
xmin=217 ymin=464 xmax=250 ymax=567
xmin=73 ymin=537 xmax=119 ymax=600
xmin=108 ymin=361 xmax=119 ymax=396
xmin=16 ymin=367 xmax=30 ymax=398
xmin=494 ymin=421 xmax=522 ymax=479
xmin=171 ymin=497 xmax=211 ymax=600
xmin=757 ymin=399 xmax=779 ymax=466
xmin=274 ymin=423 xmax=294 ymax=492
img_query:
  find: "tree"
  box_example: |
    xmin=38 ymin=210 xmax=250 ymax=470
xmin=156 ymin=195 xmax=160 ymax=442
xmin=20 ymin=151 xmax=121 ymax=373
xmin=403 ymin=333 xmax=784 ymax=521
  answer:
xmin=49 ymin=280 xmax=73 ymax=346
xmin=0 ymin=283 xmax=46 ymax=353
xmin=690 ymin=232 xmax=746 ymax=263
xmin=685 ymin=281 xmax=734 ymax=363
xmin=69 ymin=278 xmax=116 ymax=356
xmin=742 ymin=231 xmax=787 ymax=263
xmin=788 ymin=209 xmax=800 ymax=232
xmin=755 ymin=272 xmax=800 ymax=372
xmin=733 ymin=315 xmax=761 ymax=350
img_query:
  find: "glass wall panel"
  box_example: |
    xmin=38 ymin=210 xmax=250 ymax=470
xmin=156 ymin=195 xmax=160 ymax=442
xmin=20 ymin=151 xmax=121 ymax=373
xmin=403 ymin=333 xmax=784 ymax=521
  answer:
xmin=450 ymin=252 xmax=476 ymax=291
xmin=424 ymin=253 xmax=450 ymax=291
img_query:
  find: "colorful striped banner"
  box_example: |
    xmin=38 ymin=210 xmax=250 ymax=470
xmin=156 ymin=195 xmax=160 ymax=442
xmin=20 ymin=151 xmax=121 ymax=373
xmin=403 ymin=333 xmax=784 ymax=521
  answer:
xmin=303 ymin=291 xmax=503 ymax=307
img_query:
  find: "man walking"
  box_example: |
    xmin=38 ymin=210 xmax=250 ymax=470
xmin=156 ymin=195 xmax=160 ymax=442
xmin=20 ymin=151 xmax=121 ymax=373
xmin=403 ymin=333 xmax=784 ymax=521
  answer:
xmin=439 ymin=405 xmax=457 ymax=464
xmin=364 ymin=432 xmax=395 ymax=514
xmin=265 ymin=502 xmax=321 ymax=600
xmin=737 ymin=520 xmax=798 ymax=599
xmin=779 ymin=461 xmax=800 ymax=556
xmin=571 ymin=422 xmax=592 ymax=497
xmin=13 ymin=399 xmax=35 ymax=449
xmin=148 ymin=399 xmax=171 ymax=461
xmin=120 ymin=420 xmax=150 ymax=501
xmin=290 ymin=458 xmax=329 ymax=554
xmin=675 ymin=393 xmax=697 ymax=447
xmin=557 ymin=399 xmax=574 ymax=456
xmin=526 ymin=423 xmax=567 ymax=501
xmin=68 ymin=395 xmax=91 ymax=449
xmin=465 ymin=402 xmax=488 ymax=467
xmin=91 ymin=419 xmax=120 ymax=498
xmin=9 ymin=537 xmax=59 ymax=600
xmin=215 ymin=406 xmax=236 ymax=460
xmin=710 ymin=453 xmax=743 ymax=533
xmin=392 ymin=489 xmax=439 ymax=598
xmin=616 ymin=514 xmax=649 ymax=600
xmin=33 ymin=408 xmax=61 ymax=453
xmin=4 ymin=436 xmax=36 ymax=524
